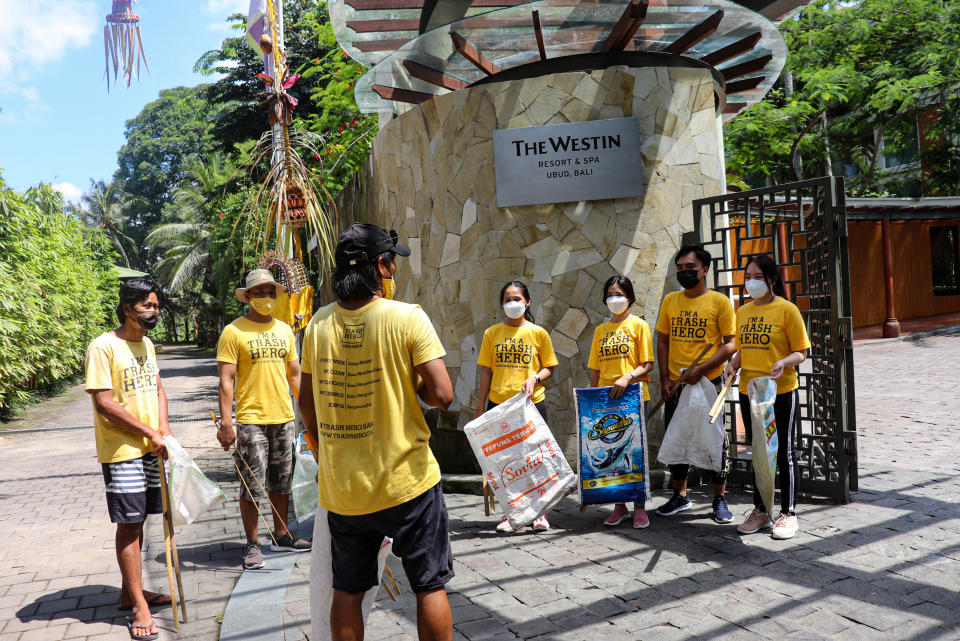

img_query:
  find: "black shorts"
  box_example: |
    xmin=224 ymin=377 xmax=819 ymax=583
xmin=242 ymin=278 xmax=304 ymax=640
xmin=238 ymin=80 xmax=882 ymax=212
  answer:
xmin=102 ymin=454 xmax=163 ymax=524
xmin=327 ymin=484 xmax=453 ymax=594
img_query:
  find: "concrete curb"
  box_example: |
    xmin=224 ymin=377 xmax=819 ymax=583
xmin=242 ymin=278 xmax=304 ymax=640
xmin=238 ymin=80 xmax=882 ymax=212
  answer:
xmin=854 ymin=324 xmax=960 ymax=348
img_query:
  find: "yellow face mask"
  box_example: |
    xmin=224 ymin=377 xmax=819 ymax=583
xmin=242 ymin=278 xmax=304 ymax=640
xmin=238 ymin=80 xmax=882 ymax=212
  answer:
xmin=381 ymin=277 xmax=396 ymax=300
xmin=250 ymin=296 xmax=277 ymax=315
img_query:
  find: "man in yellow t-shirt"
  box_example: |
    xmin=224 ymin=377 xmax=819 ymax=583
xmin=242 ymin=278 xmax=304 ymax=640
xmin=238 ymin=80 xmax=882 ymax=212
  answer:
xmin=85 ymin=278 xmax=171 ymax=638
xmin=654 ymin=246 xmax=738 ymax=524
xmin=216 ymin=269 xmax=308 ymax=571
xmin=299 ymin=223 xmax=455 ymax=641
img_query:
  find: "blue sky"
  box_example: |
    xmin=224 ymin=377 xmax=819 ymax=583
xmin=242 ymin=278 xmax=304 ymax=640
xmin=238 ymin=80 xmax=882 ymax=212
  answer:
xmin=0 ymin=0 xmax=251 ymax=202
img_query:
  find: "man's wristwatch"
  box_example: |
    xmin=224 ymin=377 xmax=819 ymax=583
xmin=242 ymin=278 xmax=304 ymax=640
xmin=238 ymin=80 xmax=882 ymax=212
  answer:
xmin=534 ymin=375 xmax=541 ymax=385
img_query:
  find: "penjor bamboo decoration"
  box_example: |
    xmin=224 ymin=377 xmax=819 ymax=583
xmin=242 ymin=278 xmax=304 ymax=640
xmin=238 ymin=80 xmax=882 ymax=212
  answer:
xmin=104 ymin=0 xmax=149 ymax=90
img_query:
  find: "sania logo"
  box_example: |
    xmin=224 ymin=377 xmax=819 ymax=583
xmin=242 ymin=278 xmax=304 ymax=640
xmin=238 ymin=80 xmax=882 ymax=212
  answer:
xmin=587 ymin=413 xmax=633 ymax=443
xmin=501 ymin=445 xmax=544 ymax=485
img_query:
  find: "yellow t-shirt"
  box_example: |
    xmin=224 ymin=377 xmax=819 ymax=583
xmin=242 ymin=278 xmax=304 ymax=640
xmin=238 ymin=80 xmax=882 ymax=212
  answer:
xmin=84 ymin=332 xmax=160 ymax=463
xmin=655 ymin=290 xmax=736 ymax=381
xmin=587 ymin=315 xmax=654 ymax=401
xmin=736 ymin=298 xmax=811 ymax=394
xmin=216 ymin=317 xmax=297 ymax=424
xmin=301 ymin=298 xmax=446 ymax=516
xmin=476 ymin=323 xmax=559 ymax=404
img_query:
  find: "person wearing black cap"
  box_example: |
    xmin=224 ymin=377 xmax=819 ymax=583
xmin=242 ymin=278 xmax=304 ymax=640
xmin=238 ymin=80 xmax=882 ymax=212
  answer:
xmin=299 ymin=223 xmax=455 ymax=641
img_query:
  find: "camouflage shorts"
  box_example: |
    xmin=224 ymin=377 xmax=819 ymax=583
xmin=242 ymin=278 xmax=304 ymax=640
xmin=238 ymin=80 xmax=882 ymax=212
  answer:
xmin=234 ymin=421 xmax=295 ymax=501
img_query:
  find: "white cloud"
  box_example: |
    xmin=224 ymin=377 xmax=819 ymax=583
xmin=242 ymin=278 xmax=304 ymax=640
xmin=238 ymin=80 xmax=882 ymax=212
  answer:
xmin=54 ymin=182 xmax=84 ymax=204
xmin=0 ymin=0 xmax=98 ymax=92
xmin=207 ymin=0 xmax=248 ymax=15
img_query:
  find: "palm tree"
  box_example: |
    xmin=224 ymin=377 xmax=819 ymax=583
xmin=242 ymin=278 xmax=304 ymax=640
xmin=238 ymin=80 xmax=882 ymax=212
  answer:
xmin=69 ymin=180 xmax=141 ymax=268
xmin=145 ymin=153 xmax=235 ymax=292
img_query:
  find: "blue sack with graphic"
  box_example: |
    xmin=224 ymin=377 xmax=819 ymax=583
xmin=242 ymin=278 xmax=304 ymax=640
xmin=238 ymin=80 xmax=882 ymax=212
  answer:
xmin=574 ymin=383 xmax=649 ymax=506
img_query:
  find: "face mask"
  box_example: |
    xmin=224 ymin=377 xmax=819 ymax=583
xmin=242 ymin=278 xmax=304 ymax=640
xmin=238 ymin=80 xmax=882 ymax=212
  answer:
xmin=606 ymin=296 xmax=629 ymax=315
xmin=136 ymin=312 xmax=159 ymax=331
xmin=744 ymin=279 xmax=769 ymax=299
xmin=503 ymin=301 xmax=527 ymax=319
xmin=676 ymin=269 xmax=701 ymax=290
xmin=250 ymin=297 xmax=277 ymax=315
xmin=381 ymin=277 xmax=396 ymax=300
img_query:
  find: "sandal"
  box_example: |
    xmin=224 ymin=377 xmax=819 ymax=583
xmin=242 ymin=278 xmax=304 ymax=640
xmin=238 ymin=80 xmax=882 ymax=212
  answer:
xmin=126 ymin=618 xmax=159 ymax=640
xmin=118 ymin=592 xmax=172 ymax=612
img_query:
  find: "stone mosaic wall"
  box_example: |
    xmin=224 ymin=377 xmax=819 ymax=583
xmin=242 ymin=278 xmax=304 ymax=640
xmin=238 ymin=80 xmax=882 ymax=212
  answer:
xmin=336 ymin=65 xmax=725 ymax=461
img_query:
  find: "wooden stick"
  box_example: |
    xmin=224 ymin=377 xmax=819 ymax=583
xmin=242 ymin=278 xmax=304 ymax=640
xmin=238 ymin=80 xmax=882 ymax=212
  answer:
xmin=156 ymin=456 xmax=181 ymax=629
xmin=384 ymin=564 xmax=400 ymax=595
xmin=646 ymin=343 xmax=713 ymax=418
xmin=482 ymin=477 xmax=495 ymax=516
xmin=709 ymin=376 xmax=737 ymax=423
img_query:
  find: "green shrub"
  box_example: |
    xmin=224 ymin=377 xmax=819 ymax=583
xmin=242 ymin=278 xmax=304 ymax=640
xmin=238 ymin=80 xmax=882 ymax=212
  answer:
xmin=0 ymin=176 xmax=118 ymax=410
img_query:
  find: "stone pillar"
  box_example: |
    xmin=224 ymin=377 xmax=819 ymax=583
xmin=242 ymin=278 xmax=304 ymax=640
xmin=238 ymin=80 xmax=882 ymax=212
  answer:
xmin=336 ymin=65 xmax=726 ymax=462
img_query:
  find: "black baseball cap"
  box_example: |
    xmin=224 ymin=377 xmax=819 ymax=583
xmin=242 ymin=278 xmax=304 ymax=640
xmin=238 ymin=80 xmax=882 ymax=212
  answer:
xmin=335 ymin=223 xmax=411 ymax=266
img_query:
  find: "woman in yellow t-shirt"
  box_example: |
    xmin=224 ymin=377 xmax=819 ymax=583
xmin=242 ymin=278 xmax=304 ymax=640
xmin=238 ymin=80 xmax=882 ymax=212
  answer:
xmin=587 ymin=276 xmax=654 ymax=529
xmin=476 ymin=280 xmax=559 ymax=533
xmin=724 ymin=255 xmax=811 ymax=541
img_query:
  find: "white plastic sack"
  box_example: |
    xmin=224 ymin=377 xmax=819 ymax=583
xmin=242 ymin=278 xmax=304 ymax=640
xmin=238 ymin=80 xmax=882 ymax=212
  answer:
xmin=310 ymin=508 xmax=388 ymax=641
xmin=163 ymin=436 xmax=226 ymax=525
xmin=657 ymin=379 xmax=723 ymax=472
xmin=463 ymin=392 xmax=577 ymax=530
xmin=748 ymin=376 xmax=779 ymax=521
xmin=292 ymin=434 xmax=318 ymax=520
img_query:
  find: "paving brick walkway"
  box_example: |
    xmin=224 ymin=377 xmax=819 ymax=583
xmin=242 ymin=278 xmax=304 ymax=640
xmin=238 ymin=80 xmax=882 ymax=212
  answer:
xmin=3 ymin=335 xmax=960 ymax=640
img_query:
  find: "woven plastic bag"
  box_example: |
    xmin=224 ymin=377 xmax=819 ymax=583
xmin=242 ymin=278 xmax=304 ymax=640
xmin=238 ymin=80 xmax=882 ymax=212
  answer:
xmin=292 ymin=433 xmax=318 ymax=520
xmin=163 ymin=436 xmax=226 ymax=525
xmin=657 ymin=379 xmax=723 ymax=472
xmin=748 ymin=376 xmax=779 ymax=520
xmin=463 ymin=392 xmax=576 ymax=530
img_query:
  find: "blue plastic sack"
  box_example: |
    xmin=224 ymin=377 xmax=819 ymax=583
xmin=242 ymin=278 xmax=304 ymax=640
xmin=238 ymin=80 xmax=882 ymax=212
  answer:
xmin=574 ymin=383 xmax=649 ymax=506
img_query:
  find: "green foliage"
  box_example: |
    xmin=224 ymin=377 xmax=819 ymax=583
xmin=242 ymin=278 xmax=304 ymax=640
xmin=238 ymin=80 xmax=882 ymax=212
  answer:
xmin=0 ymin=174 xmax=118 ymax=410
xmin=725 ymin=0 xmax=960 ymax=195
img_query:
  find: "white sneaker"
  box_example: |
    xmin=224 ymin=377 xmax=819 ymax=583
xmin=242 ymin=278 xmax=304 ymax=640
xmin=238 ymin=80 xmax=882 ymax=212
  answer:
xmin=532 ymin=515 xmax=549 ymax=531
xmin=495 ymin=516 xmax=513 ymax=533
xmin=737 ymin=508 xmax=773 ymax=534
xmin=771 ymin=513 xmax=798 ymax=540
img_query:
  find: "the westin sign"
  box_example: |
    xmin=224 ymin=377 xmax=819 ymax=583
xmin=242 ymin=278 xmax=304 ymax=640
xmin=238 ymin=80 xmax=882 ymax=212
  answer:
xmin=493 ymin=117 xmax=644 ymax=208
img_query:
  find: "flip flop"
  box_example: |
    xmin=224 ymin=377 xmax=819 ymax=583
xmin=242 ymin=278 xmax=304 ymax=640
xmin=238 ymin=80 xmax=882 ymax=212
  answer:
xmin=126 ymin=618 xmax=159 ymax=641
xmin=118 ymin=593 xmax=172 ymax=612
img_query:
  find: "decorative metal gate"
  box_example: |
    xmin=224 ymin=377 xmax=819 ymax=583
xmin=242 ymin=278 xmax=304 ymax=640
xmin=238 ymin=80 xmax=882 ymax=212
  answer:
xmin=688 ymin=176 xmax=857 ymax=502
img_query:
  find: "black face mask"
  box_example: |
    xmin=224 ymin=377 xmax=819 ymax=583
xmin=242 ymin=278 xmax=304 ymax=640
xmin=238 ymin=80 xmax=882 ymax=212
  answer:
xmin=136 ymin=312 xmax=159 ymax=331
xmin=676 ymin=269 xmax=702 ymax=290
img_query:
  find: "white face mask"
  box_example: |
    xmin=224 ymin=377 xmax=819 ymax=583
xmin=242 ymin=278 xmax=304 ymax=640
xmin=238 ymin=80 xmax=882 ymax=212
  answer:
xmin=744 ymin=278 xmax=770 ymax=299
xmin=606 ymin=296 xmax=629 ymax=315
xmin=503 ymin=301 xmax=527 ymax=319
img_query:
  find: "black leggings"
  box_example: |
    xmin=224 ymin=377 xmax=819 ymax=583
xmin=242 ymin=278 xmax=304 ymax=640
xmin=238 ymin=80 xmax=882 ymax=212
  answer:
xmin=664 ymin=377 xmax=729 ymax=486
xmin=486 ymin=399 xmax=548 ymax=423
xmin=738 ymin=389 xmax=799 ymax=516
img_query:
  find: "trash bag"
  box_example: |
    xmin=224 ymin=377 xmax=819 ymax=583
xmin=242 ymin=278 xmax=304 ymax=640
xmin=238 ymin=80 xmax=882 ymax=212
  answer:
xmin=463 ymin=392 xmax=577 ymax=530
xmin=292 ymin=433 xmax=318 ymax=520
xmin=164 ymin=436 xmax=226 ymax=526
xmin=748 ymin=376 xmax=779 ymax=520
xmin=657 ymin=379 xmax=723 ymax=472
xmin=575 ymin=382 xmax=649 ymax=506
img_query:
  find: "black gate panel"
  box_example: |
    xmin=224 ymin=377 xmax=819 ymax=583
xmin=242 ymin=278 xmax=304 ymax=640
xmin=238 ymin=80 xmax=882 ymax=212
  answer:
xmin=689 ymin=177 xmax=857 ymax=503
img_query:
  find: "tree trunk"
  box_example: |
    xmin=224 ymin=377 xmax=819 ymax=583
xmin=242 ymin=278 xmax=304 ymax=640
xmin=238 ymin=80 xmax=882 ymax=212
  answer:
xmin=859 ymin=108 xmax=910 ymax=196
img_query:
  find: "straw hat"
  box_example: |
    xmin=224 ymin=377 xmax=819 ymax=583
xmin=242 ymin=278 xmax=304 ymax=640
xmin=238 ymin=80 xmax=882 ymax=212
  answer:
xmin=235 ymin=269 xmax=285 ymax=302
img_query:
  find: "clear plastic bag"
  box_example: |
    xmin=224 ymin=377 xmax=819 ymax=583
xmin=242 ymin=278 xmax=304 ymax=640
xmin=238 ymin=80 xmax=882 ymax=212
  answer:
xmin=748 ymin=376 xmax=779 ymax=520
xmin=463 ymin=392 xmax=576 ymax=530
xmin=657 ymin=379 xmax=723 ymax=472
xmin=292 ymin=433 xmax=318 ymax=520
xmin=163 ymin=436 xmax=226 ymax=525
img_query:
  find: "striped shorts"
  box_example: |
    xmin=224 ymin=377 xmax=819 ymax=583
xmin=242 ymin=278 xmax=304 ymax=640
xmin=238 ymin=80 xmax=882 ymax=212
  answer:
xmin=101 ymin=454 xmax=163 ymax=523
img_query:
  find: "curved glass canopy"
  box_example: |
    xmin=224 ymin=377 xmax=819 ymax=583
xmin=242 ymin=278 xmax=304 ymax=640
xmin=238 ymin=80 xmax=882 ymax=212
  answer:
xmin=348 ymin=0 xmax=786 ymax=120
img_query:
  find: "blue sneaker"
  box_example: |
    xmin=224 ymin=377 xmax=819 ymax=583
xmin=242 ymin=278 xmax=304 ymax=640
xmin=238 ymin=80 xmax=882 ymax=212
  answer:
xmin=712 ymin=495 xmax=734 ymax=523
xmin=655 ymin=494 xmax=692 ymax=516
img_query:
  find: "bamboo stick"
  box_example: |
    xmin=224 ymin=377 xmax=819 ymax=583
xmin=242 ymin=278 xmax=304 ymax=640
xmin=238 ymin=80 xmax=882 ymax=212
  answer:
xmin=709 ymin=375 xmax=736 ymax=424
xmin=156 ymin=456 xmax=181 ymax=629
xmin=646 ymin=343 xmax=713 ymax=418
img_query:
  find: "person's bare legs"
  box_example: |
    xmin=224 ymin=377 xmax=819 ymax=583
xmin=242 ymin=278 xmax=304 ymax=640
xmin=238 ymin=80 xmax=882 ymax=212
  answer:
xmin=330 ymin=589 xmax=365 ymax=641
xmin=713 ymin=482 xmax=726 ymax=498
xmin=239 ymin=496 xmax=259 ymax=542
xmin=269 ymin=491 xmax=291 ymax=537
xmin=416 ymin=588 xmax=452 ymax=641
xmin=673 ymin=478 xmax=688 ymax=497
xmin=116 ymin=522 xmax=156 ymax=633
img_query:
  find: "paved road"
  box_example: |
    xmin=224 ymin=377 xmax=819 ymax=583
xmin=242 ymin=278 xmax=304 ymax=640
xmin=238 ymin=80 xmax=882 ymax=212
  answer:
xmin=3 ymin=335 xmax=960 ymax=640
